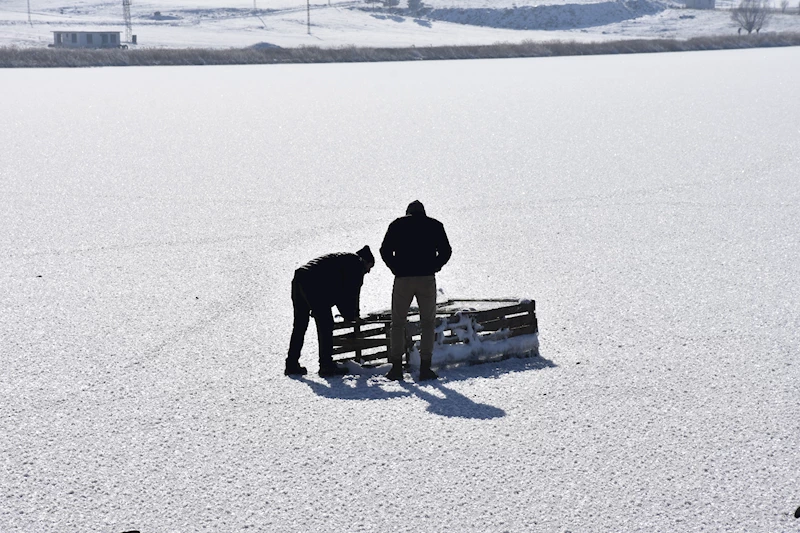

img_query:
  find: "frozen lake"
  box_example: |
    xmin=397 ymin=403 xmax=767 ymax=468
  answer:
xmin=2 ymin=48 xmax=800 ymax=532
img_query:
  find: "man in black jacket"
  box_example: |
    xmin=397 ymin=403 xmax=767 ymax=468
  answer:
xmin=380 ymin=201 xmax=452 ymax=381
xmin=286 ymin=245 xmax=375 ymax=377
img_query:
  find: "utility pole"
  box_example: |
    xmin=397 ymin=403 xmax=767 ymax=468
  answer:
xmin=122 ymin=0 xmax=132 ymax=43
xmin=306 ymin=0 xmax=311 ymax=34
xmin=27 ymin=0 xmax=32 ymax=26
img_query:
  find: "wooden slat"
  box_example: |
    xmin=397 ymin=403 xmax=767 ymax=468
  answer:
xmin=333 ymin=337 xmax=388 ymax=350
xmin=332 ymin=338 xmax=389 ymax=355
xmin=443 ymin=298 xmax=519 ymax=303
xmin=333 ymin=343 xmax=389 ymax=354
xmin=478 ymin=313 xmax=533 ymax=333
xmin=471 ymin=303 xmax=529 ymax=322
xmin=336 ymin=349 xmax=390 ymax=362
xmin=333 ymin=326 xmax=388 ymax=340
xmin=333 ymin=316 xmax=391 ymax=329
xmin=509 ymin=323 xmax=536 ymax=337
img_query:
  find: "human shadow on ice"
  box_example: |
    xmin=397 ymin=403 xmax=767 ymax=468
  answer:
xmin=401 ymin=380 xmax=505 ymax=419
xmin=297 ymin=355 xmax=555 ymax=420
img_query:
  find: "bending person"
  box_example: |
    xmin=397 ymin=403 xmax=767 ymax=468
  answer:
xmin=286 ymin=246 xmax=375 ymax=377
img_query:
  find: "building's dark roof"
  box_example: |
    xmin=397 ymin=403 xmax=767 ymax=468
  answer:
xmin=51 ymin=30 xmax=122 ymax=34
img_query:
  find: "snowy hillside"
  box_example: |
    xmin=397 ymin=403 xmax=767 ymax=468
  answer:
xmin=2 ymin=0 xmax=800 ymax=48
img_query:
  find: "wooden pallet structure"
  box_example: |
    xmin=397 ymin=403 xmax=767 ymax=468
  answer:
xmin=332 ymin=298 xmax=538 ymax=367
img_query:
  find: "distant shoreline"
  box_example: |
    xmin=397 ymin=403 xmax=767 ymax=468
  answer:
xmin=2 ymin=32 xmax=799 ymax=68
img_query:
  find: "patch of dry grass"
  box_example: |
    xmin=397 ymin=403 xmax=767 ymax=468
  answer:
xmin=2 ymin=32 xmax=799 ymax=68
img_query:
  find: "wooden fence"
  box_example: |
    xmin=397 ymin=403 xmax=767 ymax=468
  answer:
xmin=331 ymin=298 xmax=537 ymax=365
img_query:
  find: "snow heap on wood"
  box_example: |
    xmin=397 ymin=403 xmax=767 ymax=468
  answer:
xmin=407 ymin=300 xmax=540 ymax=369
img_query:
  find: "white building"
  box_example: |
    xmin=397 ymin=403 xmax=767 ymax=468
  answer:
xmin=685 ymin=0 xmax=715 ymax=8
xmin=51 ymin=31 xmax=125 ymax=49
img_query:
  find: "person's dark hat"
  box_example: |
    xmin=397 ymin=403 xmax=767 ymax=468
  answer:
xmin=356 ymin=245 xmax=375 ymax=265
xmin=406 ymin=200 xmax=426 ymax=216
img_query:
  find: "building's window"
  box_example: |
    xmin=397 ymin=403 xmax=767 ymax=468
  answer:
xmin=56 ymin=34 xmax=62 ymax=44
xmin=71 ymin=33 xmax=77 ymax=43
xmin=102 ymin=34 xmax=108 ymax=44
xmin=110 ymin=34 xmax=117 ymax=43
xmin=87 ymin=34 xmax=93 ymax=44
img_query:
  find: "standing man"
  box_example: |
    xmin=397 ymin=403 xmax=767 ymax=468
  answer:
xmin=286 ymin=245 xmax=375 ymax=377
xmin=380 ymin=200 xmax=451 ymax=381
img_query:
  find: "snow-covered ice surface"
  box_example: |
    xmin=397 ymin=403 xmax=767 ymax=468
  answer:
xmin=2 ymin=0 xmax=800 ymax=49
xmin=2 ymin=47 xmax=800 ymax=532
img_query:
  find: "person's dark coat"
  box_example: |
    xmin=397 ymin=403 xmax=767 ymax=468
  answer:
xmin=380 ymin=203 xmax=452 ymax=278
xmin=294 ymin=252 xmax=366 ymax=321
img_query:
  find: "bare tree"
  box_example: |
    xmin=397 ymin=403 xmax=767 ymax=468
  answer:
xmin=780 ymin=0 xmax=789 ymax=11
xmin=731 ymin=0 xmax=772 ymax=33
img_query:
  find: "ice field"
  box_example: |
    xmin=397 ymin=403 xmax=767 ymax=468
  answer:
xmin=2 ymin=47 xmax=800 ymax=532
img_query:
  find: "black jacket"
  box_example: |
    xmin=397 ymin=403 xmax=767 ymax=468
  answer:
xmin=380 ymin=213 xmax=452 ymax=277
xmin=295 ymin=253 xmax=366 ymax=321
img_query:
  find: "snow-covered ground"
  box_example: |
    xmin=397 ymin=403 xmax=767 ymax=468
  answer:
xmin=1 ymin=0 xmax=799 ymax=49
xmin=2 ymin=46 xmax=799 ymax=532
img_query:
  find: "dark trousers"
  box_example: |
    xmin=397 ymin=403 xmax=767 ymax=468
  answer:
xmin=390 ymin=275 xmax=437 ymax=364
xmin=287 ymin=274 xmax=334 ymax=368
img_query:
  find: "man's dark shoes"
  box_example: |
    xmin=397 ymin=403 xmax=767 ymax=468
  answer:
xmin=419 ymin=365 xmax=438 ymax=381
xmin=318 ymin=363 xmax=348 ymax=377
xmin=385 ymin=363 xmax=404 ymax=382
xmin=284 ymin=362 xmax=307 ymax=376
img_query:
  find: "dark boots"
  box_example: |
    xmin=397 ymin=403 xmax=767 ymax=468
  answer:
xmin=386 ymin=360 xmax=437 ymax=381
xmin=285 ymin=360 xmax=307 ymax=376
xmin=419 ymin=357 xmax=438 ymax=381
xmin=385 ymin=361 xmax=404 ymax=381
xmin=318 ymin=362 xmax=348 ymax=377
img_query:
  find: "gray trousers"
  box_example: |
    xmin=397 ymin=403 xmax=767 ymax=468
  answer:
xmin=390 ymin=275 xmax=436 ymax=364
